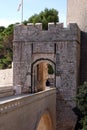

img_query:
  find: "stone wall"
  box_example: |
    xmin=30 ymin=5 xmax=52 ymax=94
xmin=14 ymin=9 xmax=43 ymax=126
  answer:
xmin=0 ymin=88 xmax=56 ymax=130
xmin=13 ymin=22 xmax=81 ymax=130
xmin=0 ymin=68 xmax=13 ymax=97
xmin=67 ymin=0 xmax=87 ymax=32
xmin=80 ymin=32 xmax=87 ymax=84
xmin=67 ymin=0 xmax=87 ymax=85
xmin=0 ymin=68 xmax=13 ymax=88
xmin=13 ymin=22 xmax=80 ymax=103
xmin=56 ymin=89 xmax=77 ymax=130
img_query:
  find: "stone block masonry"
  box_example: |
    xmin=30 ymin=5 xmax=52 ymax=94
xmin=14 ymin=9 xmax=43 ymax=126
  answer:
xmin=0 ymin=68 xmax=13 ymax=98
xmin=14 ymin=23 xmax=80 ymax=42
xmin=13 ymin=22 xmax=80 ymax=101
xmin=67 ymin=0 xmax=87 ymax=85
xmin=0 ymin=88 xmax=56 ymax=130
xmin=13 ymin=22 xmax=81 ymax=130
xmin=0 ymin=68 xmax=13 ymax=87
xmin=67 ymin=0 xmax=87 ymax=32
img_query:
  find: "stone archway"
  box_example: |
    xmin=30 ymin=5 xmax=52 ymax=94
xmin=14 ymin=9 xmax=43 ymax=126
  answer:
xmin=37 ymin=112 xmax=54 ymax=130
xmin=31 ymin=58 xmax=56 ymax=93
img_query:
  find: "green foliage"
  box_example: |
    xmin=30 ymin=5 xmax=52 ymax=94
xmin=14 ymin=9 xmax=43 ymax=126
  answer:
xmin=0 ymin=8 xmax=59 ymax=69
xmin=81 ymin=116 xmax=87 ymax=130
xmin=24 ymin=8 xmax=59 ymax=30
xmin=0 ymin=26 xmax=5 ymax=33
xmin=0 ymin=55 xmax=12 ymax=69
xmin=76 ymin=82 xmax=87 ymax=115
xmin=48 ymin=64 xmax=54 ymax=74
xmin=0 ymin=24 xmax=13 ymax=69
xmin=76 ymin=82 xmax=87 ymax=130
xmin=0 ymin=44 xmax=4 ymax=50
xmin=3 ymin=24 xmax=14 ymax=35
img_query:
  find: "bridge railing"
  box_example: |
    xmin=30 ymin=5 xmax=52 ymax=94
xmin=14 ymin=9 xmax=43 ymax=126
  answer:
xmin=0 ymin=88 xmax=56 ymax=130
xmin=0 ymin=88 xmax=56 ymax=113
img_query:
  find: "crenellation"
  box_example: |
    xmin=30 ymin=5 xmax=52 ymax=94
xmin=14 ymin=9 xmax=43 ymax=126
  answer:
xmin=48 ymin=23 xmax=64 ymax=31
xmin=13 ymin=20 xmax=81 ymax=130
xmin=35 ymin=23 xmax=42 ymax=30
xmin=14 ymin=23 xmax=79 ymax=33
xmin=14 ymin=23 xmax=80 ymax=43
xmin=27 ymin=23 xmax=42 ymax=31
xmin=0 ymin=0 xmax=85 ymax=129
xmin=68 ymin=23 xmax=78 ymax=30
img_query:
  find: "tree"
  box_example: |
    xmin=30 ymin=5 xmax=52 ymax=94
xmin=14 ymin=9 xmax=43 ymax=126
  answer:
xmin=48 ymin=64 xmax=54 ymax=74
xmin=0 ymin=24 xmax=13 ymax=69
xmin=24 ymin=8 xmax=59 ymax=30
xmin=75 ymin=82 xmax=87 ymax=130
xmin=0 ymin=26 xmax=5 ymax=33
xmin=0 ymin=8 xmax=59 ymax=69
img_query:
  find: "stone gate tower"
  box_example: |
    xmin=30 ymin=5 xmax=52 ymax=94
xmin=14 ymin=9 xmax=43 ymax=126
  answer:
xmin=67 ymin=0 xmax=87 ymax=32
xmin=13 ymin=22 xmax=80 ymax=130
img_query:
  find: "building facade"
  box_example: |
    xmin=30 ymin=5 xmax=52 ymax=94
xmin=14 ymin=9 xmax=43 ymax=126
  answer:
xmin=13 ymin=23 xmax=80 ymax=129
xmin=67 ymin=0 xmax=87 ymax=32
xmin=67 ymin=0 xmax=87 ymax=84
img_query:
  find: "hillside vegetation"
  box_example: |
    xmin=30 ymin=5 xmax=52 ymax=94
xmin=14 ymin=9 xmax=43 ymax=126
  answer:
xmin=0 ymin=8 xmax=59 ymax=69
xmin=0 ymin=24 xmax=13 ymax=69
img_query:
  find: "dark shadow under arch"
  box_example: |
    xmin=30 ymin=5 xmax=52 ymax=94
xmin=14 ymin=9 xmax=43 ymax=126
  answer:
xmin=35 ymin=110 xmax=55 ymax=130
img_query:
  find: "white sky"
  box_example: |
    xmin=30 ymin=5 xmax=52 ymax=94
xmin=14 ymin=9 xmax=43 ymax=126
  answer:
xmin=0 ymin=0 xmax=67 ymax=27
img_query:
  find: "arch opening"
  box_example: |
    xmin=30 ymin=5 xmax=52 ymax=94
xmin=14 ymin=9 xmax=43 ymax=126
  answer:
xmin=31 ymin=59 xmax=56 ymax=93
xmin=37 ymin=112 xmax=54 ymax=130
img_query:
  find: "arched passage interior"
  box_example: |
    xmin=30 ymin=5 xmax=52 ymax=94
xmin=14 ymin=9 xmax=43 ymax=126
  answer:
xmin=31 ymin=59 xmax=56 ymax=92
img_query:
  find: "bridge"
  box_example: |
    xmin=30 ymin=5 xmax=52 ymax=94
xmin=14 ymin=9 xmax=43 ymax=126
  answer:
xmin=0 ymin=22 xmax=80 ymax=130
xmin=0 ymin=88 xmax=56 ymax=130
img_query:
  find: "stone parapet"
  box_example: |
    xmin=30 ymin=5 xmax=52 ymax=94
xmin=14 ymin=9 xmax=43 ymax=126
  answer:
xmin=0 ymin=88 xmax=56 ymax=114
xmin=0 ymin=88 xmax=56 ymax=130
xmin=14 ymin=23 xmax=80 ymax=43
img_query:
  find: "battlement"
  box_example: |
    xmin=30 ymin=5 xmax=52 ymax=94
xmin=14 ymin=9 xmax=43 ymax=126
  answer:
xmin=14 ymin=22 xmax=79 ymax=31
xmin=14 ymin=22 xmax=80 ymax=42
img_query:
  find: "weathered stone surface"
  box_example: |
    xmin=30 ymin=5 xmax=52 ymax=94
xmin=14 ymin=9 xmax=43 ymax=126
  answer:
xmin=0 ymin=88 xmax=56 ymax=130
xmin=13 ymin=22 xmax=80 ymax=130
xmin=67 ymin=0 xmax=87 ymax=85
xmin=56 ymin=89 xmax=77 ymax=130
xmin=0 ymin=68 xmax=13 ymax=97
xmin=14 ymin=23 xmax=80 ymax=42
xmin=67 ymin=0 xmax=87 ymax=32
xmin=0 ymin=68 xmax=13 ymax=88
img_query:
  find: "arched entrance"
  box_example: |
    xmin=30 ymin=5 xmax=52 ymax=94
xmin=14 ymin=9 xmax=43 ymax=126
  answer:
xmin=37 ymin=112 xmax=54 ymax=130
xmin=31 ymin=58 xmax=56 ymax=93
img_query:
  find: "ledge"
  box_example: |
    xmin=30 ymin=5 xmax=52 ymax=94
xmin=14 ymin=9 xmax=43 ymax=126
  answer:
xmin=0 ymin=88 xmax=56 ymax=114
xmin=0 ymin=86 xmax=13 ymax=98
xmin=14 ymin=23 xmax=81 ymax=43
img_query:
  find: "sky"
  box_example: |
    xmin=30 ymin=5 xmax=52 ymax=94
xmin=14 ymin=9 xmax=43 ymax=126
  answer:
xmin=0 ymin=0 xmax=67 ymax=27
